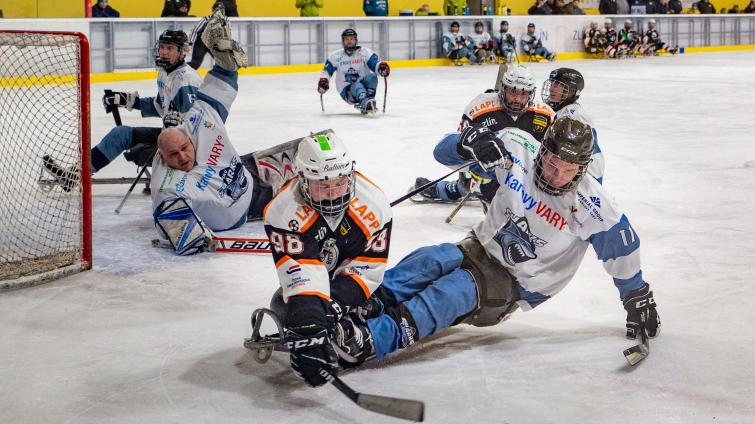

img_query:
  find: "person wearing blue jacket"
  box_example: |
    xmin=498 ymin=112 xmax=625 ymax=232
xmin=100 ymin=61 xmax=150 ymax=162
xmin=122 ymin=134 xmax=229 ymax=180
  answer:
xmin=364 ymin=0 xmax=389 ymax=16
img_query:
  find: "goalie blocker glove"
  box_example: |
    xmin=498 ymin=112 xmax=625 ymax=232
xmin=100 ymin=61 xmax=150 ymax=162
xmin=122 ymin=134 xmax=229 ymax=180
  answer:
xmin=622 ymin=282 xmax=660 ymax=339
xmin=377 ymin=62 xmax=390 ymax=77
xmin=103 ymin=91 xmax=139 ymax=111
xmin=459 ymin=125 xmax=513 ymax=171
xmin=317 ymin=77 xmax=329 ymax=94
xmin=162 ymin=111 xmax=183 ymax=128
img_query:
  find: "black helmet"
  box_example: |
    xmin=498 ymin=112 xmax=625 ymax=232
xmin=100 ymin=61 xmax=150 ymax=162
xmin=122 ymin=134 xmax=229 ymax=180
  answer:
xmin=541 ymin=68 xmax=585 ymax=111
xmin=475 ymin=21 xmax=484 ymax=28
xmin=534 ymin=117 xmax=594 ymax=196
xmin=527 ymin=22 xmax=536 ymax=29
xmin=451 ymin=21 xmax=460 ymax=29
xmin=341 ymin=28 xmax=359 ymax=52
xmin=501 ymin=20 xmax=509 ymax=26
xmin=155 ymin=30 xmax=189 ymax=69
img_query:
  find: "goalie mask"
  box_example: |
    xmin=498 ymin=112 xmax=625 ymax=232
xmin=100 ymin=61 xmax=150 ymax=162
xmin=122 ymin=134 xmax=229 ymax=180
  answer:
xmin=534 ymin=117 xmax=593 ymax=196
xmin=154 ymin=30 xmax=189 ymax=70
xmin=499 ymin=64 xmax=536 ymax=114
xmin=541 ymin=67 xmax=584 ymax=111
xmin=296 ymin=132 xmax=355 ymax=217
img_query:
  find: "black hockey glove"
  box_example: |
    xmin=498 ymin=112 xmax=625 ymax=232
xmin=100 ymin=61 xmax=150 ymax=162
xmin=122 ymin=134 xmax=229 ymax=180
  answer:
xmin=317 ymin=77 xmax=329 ymax=94
xmin=377 ymin=62 xmax=390 ymax=77
xmin=284 ymin=296 xmax=341 ymax=387
xmin=102 ymin=91 xmax=139 ymax=111
xmin=459 ymin=125 xmax=512 ymax=171
xmin=622 ymin=283 xmax=661 ymax=339
xmin=162 ymin=111 xmax=183 ymax=128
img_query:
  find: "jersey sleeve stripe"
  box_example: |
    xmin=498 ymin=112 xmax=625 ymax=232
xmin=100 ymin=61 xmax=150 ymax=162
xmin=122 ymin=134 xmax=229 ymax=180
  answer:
xmin=353 ymin=256 xmax=388 ymax=263
xmin=471 ymin=106 xmax=504 ymax=120
xmin=347 ymin=208 xmax=372 ymax=239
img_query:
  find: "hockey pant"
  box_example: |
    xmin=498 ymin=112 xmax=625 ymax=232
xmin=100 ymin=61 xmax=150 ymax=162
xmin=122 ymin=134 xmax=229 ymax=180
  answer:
xmin=91 ymin=126 xmax=161 ymax=173
xmin=340 ymin=73 xmax=378 ymax=105
xmin=366 ymin=243 xmax=478 ymax=358
xmin=525 ymin=46 xmax=551 ymax=58
xmin=447 ymin=47 xmax=477 ymax=63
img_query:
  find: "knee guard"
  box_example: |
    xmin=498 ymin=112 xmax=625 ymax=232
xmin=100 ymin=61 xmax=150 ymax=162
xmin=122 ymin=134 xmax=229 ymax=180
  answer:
xmin=454 ymin=236 xmax=519 ymax=327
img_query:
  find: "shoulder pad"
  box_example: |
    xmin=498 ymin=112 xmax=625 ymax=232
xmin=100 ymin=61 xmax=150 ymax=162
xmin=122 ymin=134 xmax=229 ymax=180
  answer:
xmin=263 ymin=179 xmax=319 ymax=233
xmin=346 ymin=173 xmax=392 ymax=239
xmin=464 ymin=92 xmax=503 ymax=120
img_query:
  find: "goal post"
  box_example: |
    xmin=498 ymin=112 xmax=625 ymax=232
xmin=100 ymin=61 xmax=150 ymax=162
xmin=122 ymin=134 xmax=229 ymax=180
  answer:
xmin=0 ymin=30 xmax=92 ymax=290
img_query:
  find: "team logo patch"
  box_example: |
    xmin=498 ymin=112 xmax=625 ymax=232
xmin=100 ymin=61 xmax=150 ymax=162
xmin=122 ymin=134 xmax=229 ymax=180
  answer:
xmin=590 ymin=196 xmax=601 ymax=208
xmin=218 ymin=156 xmax=248 ymax=204
xmin=288 ymin=220 xmax=300 ymax=231
xmin=338 ymin=221 xmax=351 ymax=236
xmin=320 ymin=238 xmax=340 ymax=271
xmin=203 ymin=119 xmax=214 ymax=129
xmin=492 ymin=209 xmax=547 ymax=266
xmin=533 ymin=116 xmax=548 ymax=132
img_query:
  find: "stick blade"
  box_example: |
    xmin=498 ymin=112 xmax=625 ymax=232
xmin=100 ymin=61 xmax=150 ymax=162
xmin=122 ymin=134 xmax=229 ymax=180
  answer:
xmin=623 ymin=342 xmax=649 ymax=366
xmin=357 ymin=393 xmax=425 ymax=422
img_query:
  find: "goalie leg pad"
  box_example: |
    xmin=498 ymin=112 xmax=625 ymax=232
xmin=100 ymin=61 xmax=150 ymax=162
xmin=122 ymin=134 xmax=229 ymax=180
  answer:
xmin=154 ymin=198 xmax=215 ymax=255
xmin=454 ymin=236 xmax=520 ymax=327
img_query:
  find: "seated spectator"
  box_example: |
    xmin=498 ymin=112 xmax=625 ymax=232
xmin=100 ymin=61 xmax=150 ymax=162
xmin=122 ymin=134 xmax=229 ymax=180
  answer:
xmin=91 ymin=0 xmax=120 ymax=17
xmin=745 ymin=1 xmax=755 ymax=12
xmin=215 ymin=0 xmax=238 ymax=16
xmin=442 ymin=21 xmax=476 ymax=65
xmin=564 ymin=0 xmax=586 ymax=13
xmin=416 ymin=4 xmax=432 ymax=15
xmin=162 ymin=0 xmax=191 ymax=17
xmin=552 ymin=0 xmax=567 ymax=13
xmin=521 ymin=22 xmax=555 ymax=60
xmin=529 ymin=0 xmax=551 ymax=14
xmin=697 ymin=0 xmax=717 ymax=12
xmin=649 ymin=0 xmax=669 ymax=13
xmin=719 ymin=7 xmax=727 ymax=12
xmin=729 ymin=4 xmax=740 ymax=12
xmin=363 ymin=0 xmax=388 ymax=16
xmin=669 ymin=0 xmax=683 ymax=12
xmin=599 ymin=0 xmax=619 ymax=13
xmin=296 ymin=0 xmax=323 ymax=17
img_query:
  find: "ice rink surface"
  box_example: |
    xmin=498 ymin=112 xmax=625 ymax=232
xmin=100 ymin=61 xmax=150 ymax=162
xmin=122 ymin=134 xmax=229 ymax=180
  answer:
xmin=2 ymin=52 xmax=755 ymax=424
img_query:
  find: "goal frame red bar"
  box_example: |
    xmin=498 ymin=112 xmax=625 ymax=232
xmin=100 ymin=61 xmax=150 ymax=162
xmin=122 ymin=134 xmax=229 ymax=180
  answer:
xmin=0 ymin=30 xmax=92 ymax=288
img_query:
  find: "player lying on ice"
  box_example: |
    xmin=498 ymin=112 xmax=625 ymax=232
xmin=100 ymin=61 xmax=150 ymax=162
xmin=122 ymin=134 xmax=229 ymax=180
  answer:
xmin=250 ymin=117 xmax=661 ymax=387
xmin=317 ymin=29 xmax=390 ymax=115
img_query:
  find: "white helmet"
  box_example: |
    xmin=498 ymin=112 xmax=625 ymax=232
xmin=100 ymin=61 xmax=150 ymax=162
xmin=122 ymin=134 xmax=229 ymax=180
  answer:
xmin=295 ymin=131 xmax=355 ymax=217
xmin=604 ymin=18 xmax=613 ymax=27
xmin=499 ymin=64 xmax=536 ymax=113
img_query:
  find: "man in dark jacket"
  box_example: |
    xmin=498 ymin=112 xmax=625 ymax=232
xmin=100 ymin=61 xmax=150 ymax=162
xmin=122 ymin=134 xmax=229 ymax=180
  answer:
xmin=599 ymin=0 xmax=618 ymax=14
xmin=668 ymin=0 xmax=683 ymax=12
xmin=215 ymin=0 xmax=238 ymax=16
xmin=529 ymin=0 xmax=551 ymax=14
xmin=697 ymin=0 xmax=716 ymax=13
xmin=92 ymin=0 xmax=120 ymax=17
xmin=162 ymin=0 xmax=191 ymax=17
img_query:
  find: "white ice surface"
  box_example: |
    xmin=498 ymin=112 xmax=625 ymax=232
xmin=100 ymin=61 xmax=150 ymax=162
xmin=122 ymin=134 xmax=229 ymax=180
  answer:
xmin=2 ymin=52 xmax=755 ymax=424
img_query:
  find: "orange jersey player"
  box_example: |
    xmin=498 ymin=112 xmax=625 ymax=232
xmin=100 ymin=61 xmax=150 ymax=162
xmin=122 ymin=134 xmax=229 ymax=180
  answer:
xmin=262 ymin=131 xmax=392 ymax=387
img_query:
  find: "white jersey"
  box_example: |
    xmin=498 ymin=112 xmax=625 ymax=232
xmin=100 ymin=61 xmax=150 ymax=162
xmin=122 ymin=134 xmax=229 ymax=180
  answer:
xmin=555 ymin=102 xmax=605 ymax=183
xmin=151 ymin=67 xmax=253 ymax=232
xmin=140 ymin=62 xmax=202 ymax=118
xmin=473 ymin=128 xmax=645 ymax=310
xmin=321 ymin=47 xmax=380 ymax=95
xmin=467 ymin=31 xmax=491 ymax=49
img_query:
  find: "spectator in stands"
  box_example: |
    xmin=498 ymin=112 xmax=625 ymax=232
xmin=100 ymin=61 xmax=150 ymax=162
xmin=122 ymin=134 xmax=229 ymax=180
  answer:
xmin=599 ymin=0 xmax=619 ymax=13
xmin=563 ymin=0 xmax=586 ymax=13
xmin=162 ymin=0 xmax=191 ymax=17
xmin=364 ymin=0 xmax=388 ymax=16
xmin=529 ymin=0 xmax=552 ymax=14
xmin=416 ymin=4 xmax=432 ymax=15
xmin=444 ymin=0 xmax=468 ymax=15
xmin=616 ymin=0 xmax=630 ymax=13
xmin=649 ymin=0 xmax=669 ymax=13
xmin=728 ymin=4 xmax=740 ymax=12
xmin=91 ymin=0 xmax=120 ymax=17
xmin=697 ymin=0 xmax=717 ymax=12
xmin=668 ymin=0 xmax=683 ymax=12
xmin=215 ymin=0 xmax=238 ymax=16
xmin=296 ymin=0 xmax=323 ymax=16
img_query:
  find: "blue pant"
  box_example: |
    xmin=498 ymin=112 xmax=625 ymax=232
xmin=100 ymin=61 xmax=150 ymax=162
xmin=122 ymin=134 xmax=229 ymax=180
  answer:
xmin=340 ymin=73 xmax=378 ymax=105
xmin=367 ymin=243 xmax=478 ymax=358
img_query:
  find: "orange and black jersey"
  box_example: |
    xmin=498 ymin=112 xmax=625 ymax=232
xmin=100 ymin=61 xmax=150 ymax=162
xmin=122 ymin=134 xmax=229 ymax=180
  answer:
xmin=263 ymin=172 xmax=392 ymax=310
xmin=459 ymin=92 xmax=555 ymax=141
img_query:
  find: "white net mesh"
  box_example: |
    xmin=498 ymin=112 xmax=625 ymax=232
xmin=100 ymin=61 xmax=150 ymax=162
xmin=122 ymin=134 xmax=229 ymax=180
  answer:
xmin=0 ymin=32 xmax=89 ymax=289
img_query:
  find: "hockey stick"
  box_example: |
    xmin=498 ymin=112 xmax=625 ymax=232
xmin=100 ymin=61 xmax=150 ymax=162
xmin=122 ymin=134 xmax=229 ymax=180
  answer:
xmin=104 ymin=89 xmax=123 ymax=126
xmin=445 ymin=191 xmax=474 ymax=224
xmin=329 ymin=374 xmax=425 ymax=422
xmin=152 ymin=236 xmax=272 ymax=253
xmin=623 ymin=327 xmax=649 ymax=366
xmin=320 ymin=93 xmax=325 ymax=112
xmin=390 ymin=161 xmax=475 ymax=207
xmin=382 ymin=76 xmax=387 ymax=113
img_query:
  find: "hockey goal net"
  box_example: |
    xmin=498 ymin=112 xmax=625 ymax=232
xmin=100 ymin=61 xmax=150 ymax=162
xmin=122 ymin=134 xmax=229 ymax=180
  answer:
xmin=0 ymin=31 xmax=92 ymax=290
